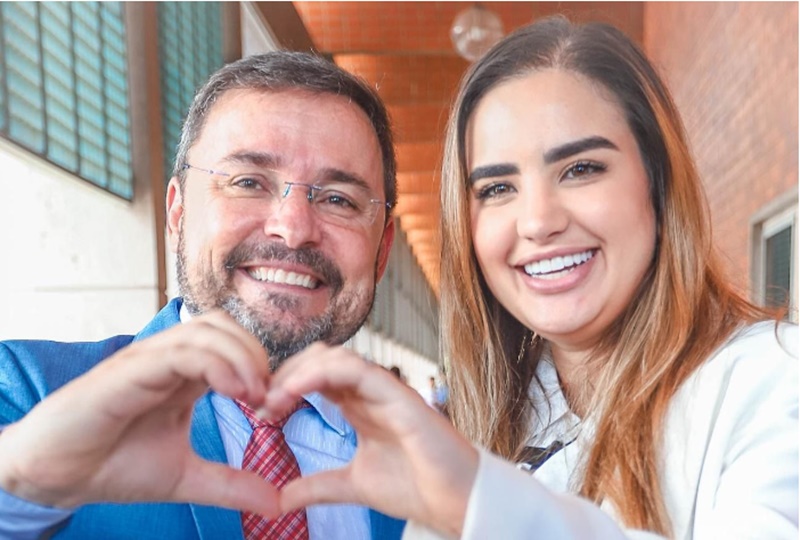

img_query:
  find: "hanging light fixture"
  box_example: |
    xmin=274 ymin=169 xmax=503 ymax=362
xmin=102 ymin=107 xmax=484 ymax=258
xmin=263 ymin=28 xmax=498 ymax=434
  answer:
xmin=450 ymin=4 xmax=505 ymax=62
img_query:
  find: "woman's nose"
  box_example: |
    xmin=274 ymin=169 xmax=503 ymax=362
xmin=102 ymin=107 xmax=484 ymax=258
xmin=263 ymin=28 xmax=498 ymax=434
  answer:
xmin=515 ymin=184 xmax=570 ymax=244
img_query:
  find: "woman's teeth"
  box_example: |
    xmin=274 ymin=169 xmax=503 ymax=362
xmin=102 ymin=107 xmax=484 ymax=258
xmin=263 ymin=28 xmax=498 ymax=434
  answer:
xmin=524 ymin=250 xmax=594 ymax=279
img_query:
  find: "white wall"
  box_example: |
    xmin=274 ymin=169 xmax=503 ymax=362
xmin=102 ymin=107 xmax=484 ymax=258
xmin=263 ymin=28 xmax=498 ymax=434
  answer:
xmin=0 ymin=138 xmax=161 ymax=341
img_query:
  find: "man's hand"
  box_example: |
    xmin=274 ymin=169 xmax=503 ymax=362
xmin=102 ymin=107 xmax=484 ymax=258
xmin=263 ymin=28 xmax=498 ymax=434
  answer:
xmin=264 ymin=343 xmax=479 ymax=538
xmin=0 ymin=310 xmax=280 ymax=518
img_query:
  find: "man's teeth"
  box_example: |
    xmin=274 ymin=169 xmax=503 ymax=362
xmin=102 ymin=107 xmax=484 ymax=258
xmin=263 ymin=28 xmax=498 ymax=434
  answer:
xmin=524 ymin=250 xmax=594 ymax=279
xmin=246 ymin=268 xmax=318 ymax=289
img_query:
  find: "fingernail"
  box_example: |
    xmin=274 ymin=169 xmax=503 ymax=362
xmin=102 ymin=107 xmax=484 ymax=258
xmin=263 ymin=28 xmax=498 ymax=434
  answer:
xmin=255 ymin=406 xmax=270 ymax=421
xmin=264 ymin=387 xmax=283 ymax=405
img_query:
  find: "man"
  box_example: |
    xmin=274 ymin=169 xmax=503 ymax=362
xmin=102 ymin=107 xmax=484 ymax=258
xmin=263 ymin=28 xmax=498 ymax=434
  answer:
xmin=0 ymin=52 xmax=403 ymax=540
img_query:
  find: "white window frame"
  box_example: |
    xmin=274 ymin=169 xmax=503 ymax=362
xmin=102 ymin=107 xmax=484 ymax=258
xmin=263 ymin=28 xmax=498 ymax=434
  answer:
xmin=751 ymin=189 xmax=798 ymax=322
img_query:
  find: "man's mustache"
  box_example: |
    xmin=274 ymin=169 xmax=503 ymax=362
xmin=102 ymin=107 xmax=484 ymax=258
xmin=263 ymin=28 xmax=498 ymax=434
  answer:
xmin=223 ymin=242 xmax=344 ymax=295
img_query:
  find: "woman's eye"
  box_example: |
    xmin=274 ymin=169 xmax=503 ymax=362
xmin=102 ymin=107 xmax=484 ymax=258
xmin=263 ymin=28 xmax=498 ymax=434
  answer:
xmin=476 ymin=182 xmax=515 ymax=201
xmin=563 ymin=161 xmax=605 ymax=180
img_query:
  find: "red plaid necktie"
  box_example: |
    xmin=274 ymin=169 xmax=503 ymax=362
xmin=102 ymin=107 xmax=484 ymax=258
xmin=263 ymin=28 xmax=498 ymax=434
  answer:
xmin=236 ymin=400 xmax=310 ymax=540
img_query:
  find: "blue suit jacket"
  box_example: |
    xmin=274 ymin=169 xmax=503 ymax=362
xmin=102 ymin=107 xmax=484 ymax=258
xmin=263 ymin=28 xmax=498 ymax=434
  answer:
xmin=0 ymin=299 xmax=405 ymax=539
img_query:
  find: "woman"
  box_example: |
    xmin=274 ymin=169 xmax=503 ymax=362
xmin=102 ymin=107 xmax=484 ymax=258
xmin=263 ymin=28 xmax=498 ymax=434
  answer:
xmin=265 ymin=17 xmax=797 ymax=539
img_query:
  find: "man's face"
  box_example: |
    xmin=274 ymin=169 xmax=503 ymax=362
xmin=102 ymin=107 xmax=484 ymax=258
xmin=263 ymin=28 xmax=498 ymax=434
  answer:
xmin=166 ymin=89 xmax=394 ymax=368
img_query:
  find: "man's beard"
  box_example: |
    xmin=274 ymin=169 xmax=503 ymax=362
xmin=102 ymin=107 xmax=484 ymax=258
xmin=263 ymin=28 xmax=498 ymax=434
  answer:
xmin=177 ymin=236 xmax=376 ymax=370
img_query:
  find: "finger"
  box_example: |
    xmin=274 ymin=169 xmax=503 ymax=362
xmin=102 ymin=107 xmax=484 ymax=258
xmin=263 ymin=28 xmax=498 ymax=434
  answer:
xmin=268 ymin=344 xmax=364 ymax=400
xmin=271 ymin=349 xmax=437 ymax=441
xmin=259 ymin=343 xmax=335 ymax=417
xmin=195 ymin=310 xmax=271 ymax=380
xmin=160 ymin=313 xmax=270 ymax=401
xmin=175 ymin=455 xmax=281 ymax=518
xmin=279 ymin=468 xmax=357 ymax=514
xmin=87 ymin=348 xmax=251 ymax=422
xmin=113 ymin=317 xmax=267 ymax=404
xmin=270 ymin=347 xmax=409 ymax=408
xmin=268 ymin=342 xmax=332 ymax=388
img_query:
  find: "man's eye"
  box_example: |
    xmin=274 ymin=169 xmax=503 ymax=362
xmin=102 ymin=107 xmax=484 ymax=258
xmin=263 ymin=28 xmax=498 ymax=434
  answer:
xmin=231 ymin=176 xmax=263 ymax=189
xmin=475 ymin=182 xmax=514 ymax=201
xmin=319 ymin=191 xmax=358 ymax=210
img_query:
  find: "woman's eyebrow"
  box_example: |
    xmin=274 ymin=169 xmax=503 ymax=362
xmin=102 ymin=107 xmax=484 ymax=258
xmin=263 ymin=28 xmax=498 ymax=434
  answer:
xmin=543 ymin=136 xmax=619 ymax=164
xmin=469 ymin=163 xmax=520 ymax=184
xmin=468 ymin=136 xmax=619 ymax=184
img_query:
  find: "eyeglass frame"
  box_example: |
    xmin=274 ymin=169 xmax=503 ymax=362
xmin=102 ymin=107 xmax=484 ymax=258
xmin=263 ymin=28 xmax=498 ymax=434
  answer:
xmin=181 ymin=162 xmax=393 ymax=227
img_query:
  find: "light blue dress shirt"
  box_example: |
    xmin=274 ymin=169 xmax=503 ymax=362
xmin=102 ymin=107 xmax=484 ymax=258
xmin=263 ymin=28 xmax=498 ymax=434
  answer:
xmin=0 ymin=393 xmax=370 ymax=540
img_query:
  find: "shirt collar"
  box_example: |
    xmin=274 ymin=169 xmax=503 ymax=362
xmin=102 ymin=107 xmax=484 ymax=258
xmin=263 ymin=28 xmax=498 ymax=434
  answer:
xmin=179 ymin=302 xmax=192 ymax=324
xmin=302 ymin=392 xmax=349 ymax=436
xmin=526 ymin=350 xmax=582 ymax=447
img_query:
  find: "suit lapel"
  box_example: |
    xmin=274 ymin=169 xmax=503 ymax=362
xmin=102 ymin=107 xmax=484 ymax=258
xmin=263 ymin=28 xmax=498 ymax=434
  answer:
xmin=369 ymin=508 xmax=407 ymax=540
xmin=130 ymin=300 xmax=243 ymax=539
xmin=133 ymin=298 xmax=183 ymax=341
xmin=188 ymin=393 xmax=245 ymax=540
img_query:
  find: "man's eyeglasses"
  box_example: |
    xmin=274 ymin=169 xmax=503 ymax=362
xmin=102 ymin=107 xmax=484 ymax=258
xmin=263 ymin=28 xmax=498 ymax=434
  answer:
xmin=182 ymin=163 xmax=391 ymax=229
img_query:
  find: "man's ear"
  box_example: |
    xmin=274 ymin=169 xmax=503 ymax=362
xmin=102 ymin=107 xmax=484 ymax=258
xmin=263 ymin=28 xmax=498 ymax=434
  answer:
xmin=375 ymin=218 xmax=395 ymax=281
xmin=165 ymin=176 xmax=183 ymax=253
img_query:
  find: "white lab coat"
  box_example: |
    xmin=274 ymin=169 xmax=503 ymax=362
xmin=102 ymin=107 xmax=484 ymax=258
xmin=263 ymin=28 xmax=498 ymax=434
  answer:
xmin=404 ymin=322 xmax=798 ymax=539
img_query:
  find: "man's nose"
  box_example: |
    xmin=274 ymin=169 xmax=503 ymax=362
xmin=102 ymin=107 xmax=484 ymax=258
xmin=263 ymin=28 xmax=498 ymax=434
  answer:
xmin=263 ymin=184 xmax=322 ymax=249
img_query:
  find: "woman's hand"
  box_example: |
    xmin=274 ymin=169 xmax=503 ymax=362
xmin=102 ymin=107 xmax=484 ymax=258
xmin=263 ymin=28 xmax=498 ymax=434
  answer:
xmin=265 ymin=343 xmax=479 ymax=537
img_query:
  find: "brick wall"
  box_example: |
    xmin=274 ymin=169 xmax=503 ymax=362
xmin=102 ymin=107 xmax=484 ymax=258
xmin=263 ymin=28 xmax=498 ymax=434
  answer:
xmin=644 ymin=2 xmax=798 ymax=292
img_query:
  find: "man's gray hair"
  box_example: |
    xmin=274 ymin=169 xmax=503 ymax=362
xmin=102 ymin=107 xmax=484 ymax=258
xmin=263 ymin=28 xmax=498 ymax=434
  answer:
xmin=172 ymin=51 xmax=397 ymax=212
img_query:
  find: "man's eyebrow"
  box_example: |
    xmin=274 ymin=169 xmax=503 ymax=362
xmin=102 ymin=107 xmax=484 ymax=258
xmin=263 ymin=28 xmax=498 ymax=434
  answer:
xmin=220 ymin=151 xmax=283 ymax=169
xmin=543 ymin=136 xmax=619 ymax=164
xmin=218 ymin=154 xmax=373 ymax=191
xmin=318 ymin=168 xmax=372 ymax=192
xmin=468 ymin=163 xmax=520 ymax=184
xmin=222 ymin=152 xmax=370 ymax=191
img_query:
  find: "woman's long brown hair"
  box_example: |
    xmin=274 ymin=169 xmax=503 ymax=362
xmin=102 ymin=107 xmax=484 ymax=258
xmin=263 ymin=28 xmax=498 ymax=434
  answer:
xmin=440 ymin=16 xmax=781 ymax=535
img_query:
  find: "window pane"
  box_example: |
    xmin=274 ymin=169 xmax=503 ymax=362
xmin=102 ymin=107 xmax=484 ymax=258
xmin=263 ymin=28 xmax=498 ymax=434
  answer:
xmin=765 ymin=224 xmax=793 ymax=308
xmin=3 ymin=2 xmax=46 ymax=153
xmin=41 ymin=2 xmax=78 ymax=170
xmin=157 ymin=2 xmax=224 ymax=183
xmin=0 ymin=2 xmax=132 ymax=199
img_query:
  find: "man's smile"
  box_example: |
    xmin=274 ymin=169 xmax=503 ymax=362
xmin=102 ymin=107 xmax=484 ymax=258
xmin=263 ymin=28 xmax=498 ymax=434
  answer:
xmin=244 ymin=266 xmax=320 ymax=289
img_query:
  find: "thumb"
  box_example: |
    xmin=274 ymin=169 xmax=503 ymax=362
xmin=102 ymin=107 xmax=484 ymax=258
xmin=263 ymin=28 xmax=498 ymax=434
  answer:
xmin=280 ymin=467 xmax=356 ymax=514
xmin=176 ymin=456 xmax=282 ymax=517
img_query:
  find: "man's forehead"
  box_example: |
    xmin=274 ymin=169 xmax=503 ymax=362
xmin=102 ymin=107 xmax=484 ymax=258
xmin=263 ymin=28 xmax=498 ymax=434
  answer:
xmin=208 ymin=87 xmax=368 ymax=123
xmin=197 ymin=88 xmax=377 ymax=144
xmin=189 ymin=88 xmax=385 ymax=193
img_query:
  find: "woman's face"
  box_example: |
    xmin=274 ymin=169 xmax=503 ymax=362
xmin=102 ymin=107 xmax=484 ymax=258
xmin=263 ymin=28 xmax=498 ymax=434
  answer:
xmin=467 ymin=69 xmax=657 ymax=355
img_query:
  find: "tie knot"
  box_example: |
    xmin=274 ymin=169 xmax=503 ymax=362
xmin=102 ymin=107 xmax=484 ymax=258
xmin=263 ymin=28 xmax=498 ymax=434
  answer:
xmin=235 ymin=399 xmax=308 ymax=429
